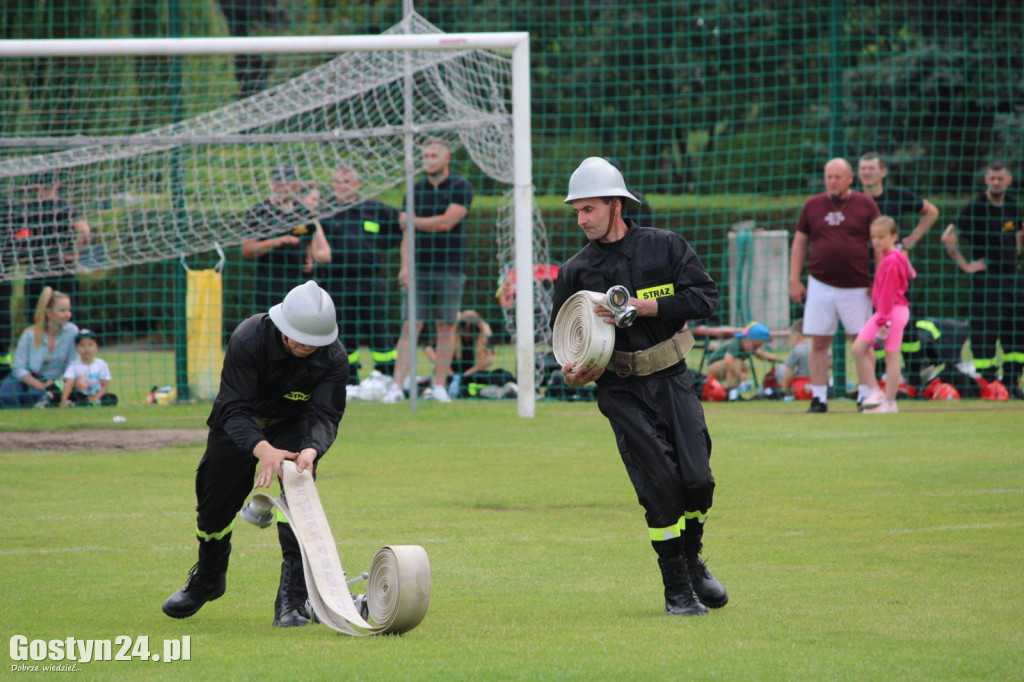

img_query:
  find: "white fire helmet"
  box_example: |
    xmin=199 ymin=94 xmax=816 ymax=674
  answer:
xmin=564 ymin=157 xmax=640 ymax=209
xmin=268 ymin=280 xmax=339 ymax=347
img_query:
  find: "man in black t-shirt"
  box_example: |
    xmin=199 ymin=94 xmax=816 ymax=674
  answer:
xmin=0 ymin=193 xmax=14 ymax=366
xmin=385 ymin=139 xmax=474 ymax=403
xmin=14 ymin=172 xmax=91 ymax=315
xmin=857 ymin=152 xmax=939 ymax=250
xmin=319 ymin=164 xmax=402 ymax=381
xmin=941 ymin=161 xmax=1024 ymax=397
xmin=241 ymin=164 xmax=330 ymax=313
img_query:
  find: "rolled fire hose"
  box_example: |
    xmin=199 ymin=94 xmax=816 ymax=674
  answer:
xmin=247 ymin=461 xmax=431 ymax=636
xmin=552 ymin=290 xmax=617 ymax=371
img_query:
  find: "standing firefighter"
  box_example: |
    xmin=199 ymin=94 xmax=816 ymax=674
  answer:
xmin=551 ymin=157 xmax=727 ymax=616
xmin=162 ymin=280 xmax=348 ymax=627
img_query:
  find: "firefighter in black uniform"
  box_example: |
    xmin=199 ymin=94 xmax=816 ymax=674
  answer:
xmin=551 ymin=157 xmax=727 ymax=616
xmin=899 ymin=318 xmax=978 ymax=397
xmin=941 ymin=161 xmax=1024 ymax=398
xmin=162 ymin=280 xmax=349 ymax=627
xmin=241 ymin=163 xmax=330 ymax=314
xmin=320 ymin=164 xmax=402 ymax=382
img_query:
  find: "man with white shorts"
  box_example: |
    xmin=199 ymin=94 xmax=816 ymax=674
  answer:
xmin=789 ymin=158 xmax=879 ymax=412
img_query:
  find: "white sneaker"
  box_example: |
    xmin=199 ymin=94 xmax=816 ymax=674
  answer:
xmin=864 ymin=400 xmax=898 ymax=414
xmin=862 ymin=388 xmax=887 ymax=409
xmin=429 ymin=384 xmax=451 ymax=403
xmin=381 ymin=384 xmax=405 ymax=404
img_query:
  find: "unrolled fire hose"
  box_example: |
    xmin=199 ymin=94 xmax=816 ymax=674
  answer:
xmin=244 ymin=461 xmax=430 ymax=636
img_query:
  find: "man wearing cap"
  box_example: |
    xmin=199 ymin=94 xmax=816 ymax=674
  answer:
xmin=551 ymin=157 xmax=726 ymax=616
xmin=242 ymin=163 xmax=330 ymax=312
xmin=162 ymin=280 xmax=349 ymax=628
xmin=704 ymin=322 xmax=779 ymax=398
xmin=14 ymin=171 xmax=91 ymax=312
xmin=0 ymin=192 xmax=14 ymax=370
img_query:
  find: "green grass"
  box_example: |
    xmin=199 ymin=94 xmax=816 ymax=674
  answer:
xmin=1 ymin=400 xmax=1022 ymax=680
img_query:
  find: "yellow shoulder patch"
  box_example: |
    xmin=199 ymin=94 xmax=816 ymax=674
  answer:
xmin=282 ymin=391 xmax=311 ymax=402
xmin=636 ymin=283 xmax=675 ymax=300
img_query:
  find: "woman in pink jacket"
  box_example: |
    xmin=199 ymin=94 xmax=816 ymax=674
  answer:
xmin=853 ymin=216 xmax=917 ymax=414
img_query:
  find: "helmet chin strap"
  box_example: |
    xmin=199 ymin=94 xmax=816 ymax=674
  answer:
xmin=609 ymin=197 xmax=628 ymax=238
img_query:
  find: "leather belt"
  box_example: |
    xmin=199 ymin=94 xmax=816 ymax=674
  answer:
xmin=610 ymin=330 xmax=694 ymax=377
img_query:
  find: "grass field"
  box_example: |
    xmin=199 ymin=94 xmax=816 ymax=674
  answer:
xmin=1 ymin=399 xmax=1022 ymax=680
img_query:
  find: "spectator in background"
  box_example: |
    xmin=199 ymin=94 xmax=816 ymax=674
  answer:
xmin=704 ymin=322 xmax=778 ymax=399
xmin=424 ymin=309 xmax=516 ymax=398
xmin=60 ymin=328 xmax=117 ymax=407
xmin=857 ymin=152 xmax=939 ymax=250
xmin=852 ymin=216 xmax=917 ymax=414
xmin=1 ymin=192 xmax=14 ymax=370
xmin=789 ymin=158 xmax=880 ymax=413
xmin=15 ymin=172 xmax=91 ymax=316
xmin=940 ymin=161 xmax=1024 ymax=398
xmin=385 ymin=138 xmax=474 ymax=404
xmin=242 ymin=163 xmax=330 ymax=314
xmin=320 ymin=164 xmax=402 ymax=383
xmin=780 ymin=319 xmax=812 ymax=392
xmin=216 ymin=0 xmax=287 ymax=98
xmin=899 ymin=318 xmax=976 ymax=397
xmin=0 ymin=287 xmax=78 ymax=408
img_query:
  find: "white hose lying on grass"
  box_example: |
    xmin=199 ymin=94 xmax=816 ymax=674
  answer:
xmin=249 ymin=461 xmax=431 ymax=636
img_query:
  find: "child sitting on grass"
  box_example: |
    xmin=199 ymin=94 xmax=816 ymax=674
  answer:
xmin=60 ymin=328 xmax=118 ymax=407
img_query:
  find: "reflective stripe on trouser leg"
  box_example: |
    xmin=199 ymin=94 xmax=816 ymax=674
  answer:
xmin=649 ymin=519 xmax=682 ymax=542
xmin=973 ymin=356 xmax=997 ymax=370
xmin=648 ymin=511 xmax=708 ymax=542
xmin=372 ymin=348 xmax=397 ymax=376
xmin=596 ymin=372 xmax=715 ymax=534
xmin=197 ymin=520 xmax=234 ymax=541
xmin=371 ymin=349 xmax=397 ymax=363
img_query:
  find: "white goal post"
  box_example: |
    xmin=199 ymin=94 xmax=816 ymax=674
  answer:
xmin=0 ymin=22 xmax=540 ymax=417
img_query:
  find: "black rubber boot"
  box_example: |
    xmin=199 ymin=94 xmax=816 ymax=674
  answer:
xmin=684 ymin=519 xmax=728 ymax=609
xmin=658 ymin=555 xmax=708 ymax=616
xmin=273 ymin=523 xmax=309 ymax=627
xmin=273 ymin=560 xmax=310 ymax=627
xmin=162 ymin=536 xmax=231 ymax=619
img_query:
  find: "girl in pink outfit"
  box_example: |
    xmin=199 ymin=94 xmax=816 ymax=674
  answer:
xmin=853 ymin=216 xmax=917 ymax=413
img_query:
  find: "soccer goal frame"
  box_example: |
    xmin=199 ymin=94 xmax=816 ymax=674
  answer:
xmin=0 ymin=31 xmax=538 ymax=417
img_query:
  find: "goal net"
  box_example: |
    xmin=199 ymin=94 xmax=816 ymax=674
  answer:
xmin=0 ymin=12 xmax=550 ymax=411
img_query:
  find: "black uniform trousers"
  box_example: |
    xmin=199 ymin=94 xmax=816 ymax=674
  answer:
xmin=969 ymin=274 xmax=1024 ymax=382
xmin=596 ymin=368 xmax=714 ymax=535
xmin=335 ymin=276 xmax=396 ymax=378
xmin=194 ymin=421 xmax=316 ymax=554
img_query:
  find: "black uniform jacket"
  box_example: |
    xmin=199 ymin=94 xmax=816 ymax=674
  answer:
xmin=208 ymin=313 xmax=349 ymax=457
xmin=551 ymin=221 xmax=719 ymax=385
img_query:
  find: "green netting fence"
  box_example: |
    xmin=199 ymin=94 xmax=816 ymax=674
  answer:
xmin=1 ymin=1 xmax=1021 ymax=407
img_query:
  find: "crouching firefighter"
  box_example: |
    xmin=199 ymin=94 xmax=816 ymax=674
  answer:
xmin=162 ymin=280 xmax=349 ymax=626
xmin=552 ymin=157 xmax=729 ymax=615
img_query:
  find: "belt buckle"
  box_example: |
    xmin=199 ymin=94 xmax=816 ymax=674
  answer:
xmin=614 ymin=352 xmax=636 ymax=378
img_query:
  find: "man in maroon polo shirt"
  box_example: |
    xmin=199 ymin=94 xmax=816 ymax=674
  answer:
xmin=789 ymin=158 xmax=880 ymax=413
